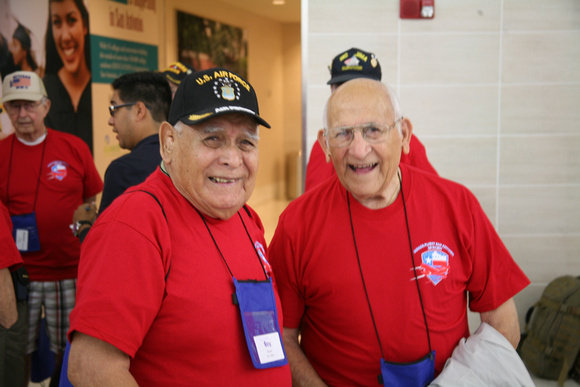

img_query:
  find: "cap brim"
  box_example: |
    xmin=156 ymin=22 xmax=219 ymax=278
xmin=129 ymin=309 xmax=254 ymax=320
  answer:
xmin=327 ymin=73 xmax=380 ymax=85
xmin=1 ymin=93 xmax=44 ymax=103
xmin=162 ymin=72 xmax=185 ymax=86
xmin=176 ymin=108 xmax=271 ymax=129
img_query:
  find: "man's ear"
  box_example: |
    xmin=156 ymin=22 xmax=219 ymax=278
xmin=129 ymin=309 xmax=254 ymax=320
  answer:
xmin=135 ymin=101 xmax=149 ymax=121
xmin=41 ymin=99 xmax=51 ymax=117
xmin=400 ymin=117 xmax=413 ymax=155
xmin=317 ymin=129 xmax=332 ymax=163
xmin=159 ymin=122 xmax=176 ymax=164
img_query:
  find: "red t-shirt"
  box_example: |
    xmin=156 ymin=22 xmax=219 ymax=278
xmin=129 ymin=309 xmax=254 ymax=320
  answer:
xmin=0 ymin=130 xmax=103 ymax=280
xmin=0 ymin=201 xmax=22 ymax=271
xmin=305 ymin=135 xmax=438 ymax=191
xmin=70 ymin=170 xmax=291 ymax=386
xmin=270 ymin=164 xmax=529 ymax=385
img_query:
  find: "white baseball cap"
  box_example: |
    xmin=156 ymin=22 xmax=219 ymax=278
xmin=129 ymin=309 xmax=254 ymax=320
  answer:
xmin=1 ymin=71 xmax=47 ymax=103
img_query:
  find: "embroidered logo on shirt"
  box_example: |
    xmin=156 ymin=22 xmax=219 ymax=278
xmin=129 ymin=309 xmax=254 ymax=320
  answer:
xmin=411 ymin=241 xmax=454 ymax=285
xmin=47 ymin=161 xmax=69 ymax=181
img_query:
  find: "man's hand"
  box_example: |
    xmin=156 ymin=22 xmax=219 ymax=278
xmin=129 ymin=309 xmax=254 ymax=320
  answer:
xmin=283 ymin=327 xmax=328 ymax=387
xmin=73 ymin=202 xmax=97 ymax=224
xmin=0 ymin=268 xmax=18 ymax=329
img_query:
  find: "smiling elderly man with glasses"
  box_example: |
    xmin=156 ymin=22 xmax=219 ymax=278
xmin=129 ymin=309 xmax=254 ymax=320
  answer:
xmin=0 ymin=71 xmax=102 ymax=385
xmin=269 ymin=78 xmax=534 ymax=386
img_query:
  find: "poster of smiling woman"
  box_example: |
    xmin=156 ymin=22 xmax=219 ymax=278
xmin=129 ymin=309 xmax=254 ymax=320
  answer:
xmin=43 ymin=0 xmax=93 ymax=152
xmin=0 ymin=0 xmax=93 ymax=151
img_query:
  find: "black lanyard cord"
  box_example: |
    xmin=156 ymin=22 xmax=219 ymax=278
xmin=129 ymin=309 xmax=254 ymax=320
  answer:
xmin=347 ymin=169 xmax=432 ymax=360
xmin=6 ymin=133 xmax=47 ymax=211
xmin=348 ymin=191 xmax=385 ymax=358
xmin=194 ymin=206 xmax=268 ymax=281
xmin=400 ymin=172 xmax=433 ymax=353
xmin=238 ymin=209 xmax=269 ymax=280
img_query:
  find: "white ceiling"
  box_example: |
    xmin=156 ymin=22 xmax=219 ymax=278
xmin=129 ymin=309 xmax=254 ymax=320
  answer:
xmin=218 ymin=0 xmax=301 ymax=23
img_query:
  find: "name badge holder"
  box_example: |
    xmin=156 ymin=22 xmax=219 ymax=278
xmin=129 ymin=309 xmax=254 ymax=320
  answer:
xmin=7 ymin=135 xmax=47 ymax=253
xmin=233 ymin=277 xmax=288 ymax=369
xmin=195 ymin=207 xmax=287 ymax=370
xmin=379 ymin=351 xmax=435 ymax=387
xmin=11 ymin=212 xmax=41 ymax=252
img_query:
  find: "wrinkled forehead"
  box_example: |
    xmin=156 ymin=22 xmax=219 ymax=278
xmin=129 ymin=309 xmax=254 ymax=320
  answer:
xmin=189 ymin=113 xmax=259 ymax=137
xmin=327 ymin=80 xmax=394 ymax=127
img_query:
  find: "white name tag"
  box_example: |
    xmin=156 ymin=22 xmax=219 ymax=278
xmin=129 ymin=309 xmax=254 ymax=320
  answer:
xmin=253 ymin=331 xmax=285 ymax=364
xmin=15 ymin=229 xmax=29 ymax=251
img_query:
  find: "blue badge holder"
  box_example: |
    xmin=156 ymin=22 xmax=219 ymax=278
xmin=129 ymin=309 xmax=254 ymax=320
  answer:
xmin=379 ymin=350 xmax=435 ymax=387
xmin=233 ymin=277 xmax=288 ymax=369
xmin=11 ymin=212 xmax=41 ymax=252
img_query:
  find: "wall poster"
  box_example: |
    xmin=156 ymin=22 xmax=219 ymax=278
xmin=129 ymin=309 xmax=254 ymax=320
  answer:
xmin=176 ymin=10 xmax=248 ymax=78
xmin=0 ymin=0 xmax=93 ymax=149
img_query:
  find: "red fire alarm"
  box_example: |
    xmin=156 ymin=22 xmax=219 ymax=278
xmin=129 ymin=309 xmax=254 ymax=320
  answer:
xmin=400 ymin=0 xmax=435 ymax=19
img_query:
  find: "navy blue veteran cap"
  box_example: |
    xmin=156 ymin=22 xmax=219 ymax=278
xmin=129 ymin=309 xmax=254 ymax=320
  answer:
xmin=168 ymin=67 xmax=271 ymax=128
xmin=327 ymin=47 xmax=382 ymax=85
xmin=161 ymin=61 xmax=194 ymax=86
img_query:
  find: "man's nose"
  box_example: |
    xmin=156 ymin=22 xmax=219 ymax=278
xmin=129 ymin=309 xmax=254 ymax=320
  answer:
xmin=349 ymin=130 xmax=371 ymax=156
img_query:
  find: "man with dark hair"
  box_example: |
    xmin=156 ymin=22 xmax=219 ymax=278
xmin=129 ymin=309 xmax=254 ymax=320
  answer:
xmin=99 ymin=71 xmax=172 ymax=213
xmin=305 ymin=47 xmax=438 ymax=192
xmin=71 ymin=71 xmax=172 ymax=240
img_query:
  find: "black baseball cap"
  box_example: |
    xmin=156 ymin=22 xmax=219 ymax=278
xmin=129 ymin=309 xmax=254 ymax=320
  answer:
xmin=161 ymin=61 xmax=194 ymax=86
xmin=168 ymin=67 xmax=270 ymax=128
xmin=327 ymin=47 xmax=382 ymax=85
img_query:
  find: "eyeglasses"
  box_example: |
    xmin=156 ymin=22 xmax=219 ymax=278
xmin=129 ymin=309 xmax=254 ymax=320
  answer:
xmin=108 ymin=102 xmax=138 ymax=117
xmin=325 ymin=117 xmax=403 ymax=148
xmin=108 ymin=102 xmax=152 ymax=117
xmin=4 ymin=100 xmax=43 ymax=115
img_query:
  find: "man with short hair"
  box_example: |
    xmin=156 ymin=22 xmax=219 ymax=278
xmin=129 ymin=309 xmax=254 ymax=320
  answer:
xmin=67 ymin=68 xmax=291 ymax=385
xmin=270 ymin=78 xmax=531 ymax=386
xmin=71 ymin=71 xmax=172 ymax=240
xmin=100 ymin=71 xmax=172 ymax=214
xmin=0 ymin=71 xmax=103 ymax=385
xmin=305 ymin=47 xmax=437 ymax=192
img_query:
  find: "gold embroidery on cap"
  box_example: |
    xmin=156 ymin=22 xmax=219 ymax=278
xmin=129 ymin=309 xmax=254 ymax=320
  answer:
xmin=187 ymin=113 xmax=212 ymax=121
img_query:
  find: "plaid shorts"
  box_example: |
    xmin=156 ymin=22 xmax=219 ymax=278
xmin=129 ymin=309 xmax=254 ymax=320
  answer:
xmin=26 ymin=279 xmax=76 ymax=354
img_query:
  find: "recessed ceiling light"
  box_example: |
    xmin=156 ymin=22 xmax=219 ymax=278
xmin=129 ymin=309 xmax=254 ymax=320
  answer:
xmin=273 ymin=0 xmax=285 ymax=5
